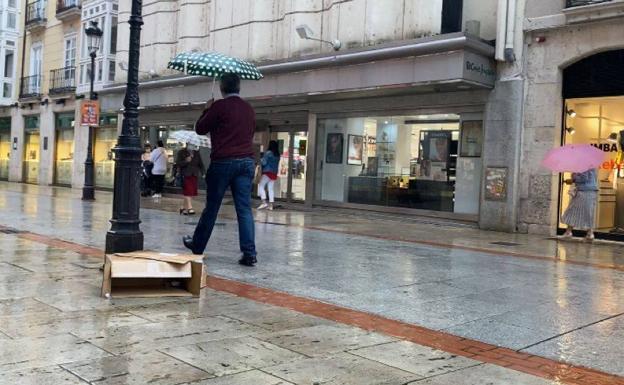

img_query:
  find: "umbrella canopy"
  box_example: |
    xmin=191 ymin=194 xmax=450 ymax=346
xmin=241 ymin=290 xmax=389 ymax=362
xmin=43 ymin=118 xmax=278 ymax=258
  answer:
xmin=168 ymin=51 xmax=263 ymax=80
xmin=541 ymin=144 xmax=605 ymax=173
xmin=169 ymin=130 xmax=211 ymax=148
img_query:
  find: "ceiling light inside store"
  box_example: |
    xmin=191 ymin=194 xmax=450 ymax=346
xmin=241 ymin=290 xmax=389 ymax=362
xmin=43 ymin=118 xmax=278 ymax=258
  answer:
xmin=566 ymin=126 xmax=576 ymax=135
xmin=384 ymin=121 xmax=389 ymax=124
xmin=567 ymin=109 xmax=577 ymax=118
xmin=608 ymin=132 xmax=618 ymax=143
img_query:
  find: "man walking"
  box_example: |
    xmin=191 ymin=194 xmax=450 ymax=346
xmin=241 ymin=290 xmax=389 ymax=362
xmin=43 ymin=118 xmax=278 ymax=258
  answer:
xmin=183 ymin=73 xmax=257 ymax=266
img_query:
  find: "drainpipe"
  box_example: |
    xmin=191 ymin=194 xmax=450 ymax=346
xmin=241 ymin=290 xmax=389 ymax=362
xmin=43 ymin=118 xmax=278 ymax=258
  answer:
xmin=19 ymin=1 xmax=28 ymax=97
xmin=504 ymin=0 xmax=517 ymax=62
xmin=495 ymin=0 xmax=508 ymax=61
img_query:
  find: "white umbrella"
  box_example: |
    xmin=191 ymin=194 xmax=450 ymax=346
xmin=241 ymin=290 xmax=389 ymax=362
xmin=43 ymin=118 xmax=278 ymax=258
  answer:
xmin=169 ymin=130 xmax=211 ymax=148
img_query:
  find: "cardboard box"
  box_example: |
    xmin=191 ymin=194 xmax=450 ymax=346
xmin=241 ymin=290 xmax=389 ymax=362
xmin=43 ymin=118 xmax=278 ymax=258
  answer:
xmin=101 ymin=251 xmax=207 ymax=298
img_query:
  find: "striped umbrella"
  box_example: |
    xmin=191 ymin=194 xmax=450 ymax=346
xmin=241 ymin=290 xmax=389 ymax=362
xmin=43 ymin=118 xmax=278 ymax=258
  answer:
xmin=169 ymin=130 xmax=211 ymax=148
xmin=168 ymin=51 xmax=263 ymax=97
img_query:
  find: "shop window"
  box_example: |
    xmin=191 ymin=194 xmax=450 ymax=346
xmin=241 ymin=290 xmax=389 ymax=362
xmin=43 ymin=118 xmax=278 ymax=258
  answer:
xmin=23 ymin=125 xmax=40 ymax=184
xmin=316 ymin=114 xmax=468 ymax=213
xmin=94 ymin=127 xmax=117 ymax=188
xmin=0 ymin=119 xmax=11 ymax=180
xmin=55 ymin=118 xmax=74 ymax=186
xmin=560 ymin=98 xmax=624 ymax=234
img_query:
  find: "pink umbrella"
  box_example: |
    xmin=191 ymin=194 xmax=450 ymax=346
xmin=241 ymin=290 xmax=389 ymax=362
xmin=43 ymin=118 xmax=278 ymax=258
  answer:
xmin=541 ymin=144 xmax=606 ymax=173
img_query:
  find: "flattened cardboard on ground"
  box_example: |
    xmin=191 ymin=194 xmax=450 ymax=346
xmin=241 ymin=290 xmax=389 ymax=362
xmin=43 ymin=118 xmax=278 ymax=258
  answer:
xmin=101 ymin=251 xmax=207 ymax=298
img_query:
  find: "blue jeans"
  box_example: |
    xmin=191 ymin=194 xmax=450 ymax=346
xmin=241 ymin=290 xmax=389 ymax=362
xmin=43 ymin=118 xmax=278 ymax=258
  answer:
xmin=192 ymin=158 xmax=256 ymax=257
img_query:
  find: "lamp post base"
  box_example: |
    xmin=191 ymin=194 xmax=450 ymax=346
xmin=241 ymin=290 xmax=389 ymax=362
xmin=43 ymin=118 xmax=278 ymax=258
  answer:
xmin=82 ymin=187 xmax=95 ymax=201
xmin=105 ymin=230 xmax=144 ymax=254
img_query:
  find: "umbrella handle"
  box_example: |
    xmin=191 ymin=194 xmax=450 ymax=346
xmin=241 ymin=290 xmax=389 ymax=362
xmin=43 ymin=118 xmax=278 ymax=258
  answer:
xmin=211 ymin=77 xmax=216 ymax=99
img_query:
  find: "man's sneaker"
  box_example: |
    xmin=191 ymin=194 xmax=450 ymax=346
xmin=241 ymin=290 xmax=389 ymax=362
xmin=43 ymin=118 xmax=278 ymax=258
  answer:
xmin=238 ymin=255 xmax=257 ymax=267
xmin=257 ymin=202 xmax=269 ymax=210
xmin=268 ymin=204 xmax=274 ymax=211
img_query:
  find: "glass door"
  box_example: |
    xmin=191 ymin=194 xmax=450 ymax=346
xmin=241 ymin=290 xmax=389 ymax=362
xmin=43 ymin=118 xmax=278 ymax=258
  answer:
xmin=268 ymin=128 xmax=308 ymax=202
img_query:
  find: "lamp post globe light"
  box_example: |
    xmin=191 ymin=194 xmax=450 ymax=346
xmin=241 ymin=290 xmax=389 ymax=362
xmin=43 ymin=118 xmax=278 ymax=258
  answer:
xmin=105 ymin=1 xmax=144 ymax=253
xmin=81 ymin=20 xmax=103 ymax=201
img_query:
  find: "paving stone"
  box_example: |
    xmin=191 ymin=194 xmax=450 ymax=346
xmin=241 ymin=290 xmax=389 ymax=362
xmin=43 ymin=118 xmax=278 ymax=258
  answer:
xmin=76 ymin=316 xmax=265 ymax=355
xmin=0 ymin=297 xmax=61 ymax=317
xmin=0 ymin=310 xmax=149 ymax=339
xmin=409 ymin=363 xmax=562 ymax=384
xmin=258 ymin=324 xmax=395 ymax=357
xmin=443 ymin=318 xmax=555 ymax=350
xmin=163 ymin=336 xmax=306 ymax=376
xmin=0 ymin=334 xmax=111 ymax=372
xmin=0 ymin=365 xmax=87 ymax=384
xmin=263 ymin=352 xmax=421 ymax=385
xmin=350 ymin=341 xmax=480 ymax=377
xmin=178 ymin=370 xmax=292 ymax=384
xmin=124 ymin=292 xmax=269 ymax=322
xmin=61 ymin=351 xmax=212 ymax=385
xmin=523 ymin=316 xmax=624 ymax=377
xmin=33 ymin=292 xmax=183 ymax=312
xmin=221 ymin=304 xmax=333 ymax=332
xmin=0 ymin=261 xmax=33 ymax=276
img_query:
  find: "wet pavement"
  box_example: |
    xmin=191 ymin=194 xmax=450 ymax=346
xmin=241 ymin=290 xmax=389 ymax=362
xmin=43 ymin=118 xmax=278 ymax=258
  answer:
xmin=0 ymin=182 xmax=623 ymax=384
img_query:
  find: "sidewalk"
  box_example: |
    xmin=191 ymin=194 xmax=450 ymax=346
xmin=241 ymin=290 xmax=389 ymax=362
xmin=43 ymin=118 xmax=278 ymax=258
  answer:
xmin=0 ymin=182 xmax=623 ymax=384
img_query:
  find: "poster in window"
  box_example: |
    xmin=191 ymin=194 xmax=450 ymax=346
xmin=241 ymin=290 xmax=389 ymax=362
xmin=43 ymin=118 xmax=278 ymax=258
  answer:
xmin=347 ymin=135 xmax=364 ymax=165
xmin=485 ymin=167 xmax=508 ymax=200
xmin=460 ymin=121 xmax=483 ymax=157
xmin=425 ymin=131 xmax=451 ymax=162
xmin=325 ymin=133 xmax=343 ymax=164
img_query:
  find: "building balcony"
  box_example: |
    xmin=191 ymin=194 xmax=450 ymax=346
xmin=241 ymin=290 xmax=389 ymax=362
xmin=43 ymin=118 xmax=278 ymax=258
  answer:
xmin=566 ymin=0 xmax=613 ymax=7
xmin=20 ymin=75 xmax=42 ymax=99
xmin=49 ymin=67 xmax=76 ymax=95
xmin=56 ymin=0 xmax=80 ymax=21
xmin=26 ymin=1 xmax=47 ymax=31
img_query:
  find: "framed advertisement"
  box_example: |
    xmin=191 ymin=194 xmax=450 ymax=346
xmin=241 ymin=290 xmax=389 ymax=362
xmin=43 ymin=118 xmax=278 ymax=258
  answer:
xmin=347 ymin=134 xmax=364 ymax=165
xmin=485 ymin=167 xmax=508 ymax=200
xmin=460 ymin=121 xmax=483 ymax=157
xmin=326 ymin=133 xmax=343 ymax=164
xmin=423 ymin=131 xmax=451 ymax=162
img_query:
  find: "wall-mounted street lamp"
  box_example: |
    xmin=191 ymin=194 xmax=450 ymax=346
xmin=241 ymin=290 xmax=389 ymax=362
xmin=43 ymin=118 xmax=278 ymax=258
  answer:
xmin=82 ymin=20 xmax=103 ymax=201
xmin=296 ymin=24 xmax=341 ymax=51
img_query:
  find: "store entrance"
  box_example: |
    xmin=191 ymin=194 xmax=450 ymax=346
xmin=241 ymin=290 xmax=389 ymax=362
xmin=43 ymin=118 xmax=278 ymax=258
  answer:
xmin=560 ymin=97 xmax=624 ymax=239
xmin=268 ymin=127 xmax=308 ymax=202
xmin=559 ymin=49 xmax=624 ymax=240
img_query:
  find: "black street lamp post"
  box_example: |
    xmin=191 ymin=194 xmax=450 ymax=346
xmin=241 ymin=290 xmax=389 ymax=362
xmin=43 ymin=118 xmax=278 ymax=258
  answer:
xmin=105 ymin=1 xmax=144 ymax=253
xmin=82 ymin=21 xmax=103 ymax=201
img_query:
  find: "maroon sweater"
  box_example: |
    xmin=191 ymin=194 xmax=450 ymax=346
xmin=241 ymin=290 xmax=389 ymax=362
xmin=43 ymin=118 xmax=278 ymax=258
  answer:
xmin=195 ymin=96 xmax=255 ymax=160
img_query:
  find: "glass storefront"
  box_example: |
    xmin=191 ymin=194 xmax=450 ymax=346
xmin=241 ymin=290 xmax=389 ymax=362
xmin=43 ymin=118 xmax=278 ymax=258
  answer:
xmin=267 ymin=130 xmax=308 ymax=201
xmin=55 ymin=114 xmax=74 ymax=186
xmin=23 ymin=116 xmax=39 ymax=184
xmin=560 ymin=97 xmax=624 ymax=234
xmin=94 ymin=115 xmax=118 ymax=189
xmin=315 ymin=114 xmax=482 ymax=213
xmin=0 ymin=118 xmax=10 ymax=180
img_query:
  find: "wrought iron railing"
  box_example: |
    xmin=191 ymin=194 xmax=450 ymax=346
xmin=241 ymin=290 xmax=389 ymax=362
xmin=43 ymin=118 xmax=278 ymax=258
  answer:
xmin=26 ymin=1 xmax=46 ymax=24
xmin=57 ymin=0 xmax=80 ymax=14
xmin=20 ymin=75 xmax=42 ymax=98
xmin=566 ymin=0 xmax=613 ymax=7
xmin=49 ymin=67 xmax=76 ymax=94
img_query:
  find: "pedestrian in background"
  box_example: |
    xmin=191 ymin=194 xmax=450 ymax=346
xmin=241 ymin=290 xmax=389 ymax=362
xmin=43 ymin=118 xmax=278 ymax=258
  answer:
xmin=258 ymin=140 xmax=279 ymax=210
xmin=562 ymin=168 xmax=598 ymax=241
xmin=150 ymin=140 xmax=167 ymax=199
xmin=176 ymin=144 xmax=205 ymax=215
xmin=183 ymin=73 xmax=258 ymax=267
xmin=141 ymin=144 xmax=154 ymax=197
